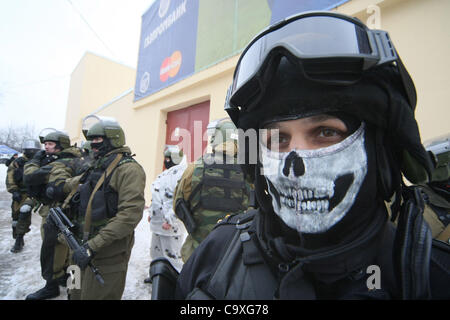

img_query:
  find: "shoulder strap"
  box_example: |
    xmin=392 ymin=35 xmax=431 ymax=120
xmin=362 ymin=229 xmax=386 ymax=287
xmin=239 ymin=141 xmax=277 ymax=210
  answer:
xmin=394 ymin=185 xmax=432 ymax=299
xmin=61 ymin=186 xmax=78 ymax=210
xmin=202 ymin=210 xmax=277 ymax=299
xmin=83 ymin=153 xmax=123 ymax=242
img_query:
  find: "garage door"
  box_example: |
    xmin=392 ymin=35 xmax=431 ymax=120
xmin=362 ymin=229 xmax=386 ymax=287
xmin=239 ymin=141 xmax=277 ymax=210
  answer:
xmin=165 ymin=101 xmax=210 ymax=163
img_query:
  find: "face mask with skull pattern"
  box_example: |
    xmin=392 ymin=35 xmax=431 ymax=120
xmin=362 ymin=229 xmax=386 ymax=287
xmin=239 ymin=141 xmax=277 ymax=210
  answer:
xmin=260 ymin=123 xmax=367 ymax=234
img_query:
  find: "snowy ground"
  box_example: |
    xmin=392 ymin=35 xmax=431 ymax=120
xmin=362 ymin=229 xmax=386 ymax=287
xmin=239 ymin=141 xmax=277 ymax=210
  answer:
xmin=0 ymin=165 xmax=152 ymax=300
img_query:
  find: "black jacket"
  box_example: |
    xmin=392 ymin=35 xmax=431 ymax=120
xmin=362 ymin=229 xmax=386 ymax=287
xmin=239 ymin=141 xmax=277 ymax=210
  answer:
xmin=175 ymin=208 xmax=450 ymax=300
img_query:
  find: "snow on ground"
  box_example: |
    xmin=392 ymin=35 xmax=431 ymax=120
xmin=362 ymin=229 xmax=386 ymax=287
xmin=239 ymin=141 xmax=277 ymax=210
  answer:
xmin=0 ymin=165 xmax=153 ymax=300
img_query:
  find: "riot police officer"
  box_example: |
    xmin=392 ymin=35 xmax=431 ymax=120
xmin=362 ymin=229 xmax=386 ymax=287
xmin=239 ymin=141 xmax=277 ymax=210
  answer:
xmin=173 ymin=118 xmax=254 ymax=262
xmin=176 ymin=11 xmax=450 ymax=300
xmin=6 ymin=139 xmax=41 ymax=253
xmin=24 ymin=129 xmax=82 ymax=300
xmin=69 ymin=115 xmax=146 ymax=300
xmin=148 ymin=146 xmax=188 ymax=276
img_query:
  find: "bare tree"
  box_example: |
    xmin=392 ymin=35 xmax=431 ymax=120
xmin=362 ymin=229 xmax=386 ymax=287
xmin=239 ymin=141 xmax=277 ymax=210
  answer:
xmin=0 ymin=123 xmax=39 ymax=151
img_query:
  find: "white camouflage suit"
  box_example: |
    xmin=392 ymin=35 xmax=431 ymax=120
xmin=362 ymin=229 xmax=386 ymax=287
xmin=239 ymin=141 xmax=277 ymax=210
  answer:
xmin=148 ymin=156 xmax=188 ymax=272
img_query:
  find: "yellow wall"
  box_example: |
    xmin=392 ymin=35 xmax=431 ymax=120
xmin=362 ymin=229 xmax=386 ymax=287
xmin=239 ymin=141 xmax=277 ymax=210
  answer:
xmin=90 ymin=55 xmax=239 ymax=201
xmin=336 ymin=0 xmax=450 ymax=143
xmin=65 ymin=0 xmax=450 ymax=204
xmin=64 ymin=52 xmax=136 ymax=143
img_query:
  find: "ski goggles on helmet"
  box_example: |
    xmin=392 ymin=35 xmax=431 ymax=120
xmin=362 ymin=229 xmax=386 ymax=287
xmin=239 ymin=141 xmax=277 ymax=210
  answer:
xmin=225 ymin=11 xmax=408 ymax=116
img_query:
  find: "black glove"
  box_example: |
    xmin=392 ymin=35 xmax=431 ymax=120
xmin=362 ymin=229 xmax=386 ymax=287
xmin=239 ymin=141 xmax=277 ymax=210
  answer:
xmin=12 ymin=191 xmax=22 ymax=202
xmin=33 ymin=150 xmax=46 ymax=161
xmin=15 ymin=157 xmax=26 ymax=167
xmin=45 ymin=186 xmax=55 ymax=200
xmin=72 ymin=243 xmax=94 ymax=270
xmin=45 ymin=183 xmax=66 ymax=201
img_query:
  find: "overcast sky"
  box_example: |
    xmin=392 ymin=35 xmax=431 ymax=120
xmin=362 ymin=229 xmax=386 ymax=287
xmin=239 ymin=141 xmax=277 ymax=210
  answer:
xmin=0 ymin=0 xmax=154 ymax=133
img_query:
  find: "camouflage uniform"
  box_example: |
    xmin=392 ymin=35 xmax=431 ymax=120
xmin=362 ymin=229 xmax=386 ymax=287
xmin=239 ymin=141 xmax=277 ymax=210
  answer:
xmin=23 ymin=147 xmax=82 ymax=284
xmin=174 ymin=141 xmax=254 ymax=262
xmin=5 ymin=155 xmax=34 ymax=241
xmin=149 ymin=155 xmax=188 ymax=272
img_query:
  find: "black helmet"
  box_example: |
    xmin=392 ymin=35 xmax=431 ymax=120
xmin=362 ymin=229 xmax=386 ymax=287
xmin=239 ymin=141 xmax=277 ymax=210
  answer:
xmin=225 ymin=10 xmax=433 ymax=200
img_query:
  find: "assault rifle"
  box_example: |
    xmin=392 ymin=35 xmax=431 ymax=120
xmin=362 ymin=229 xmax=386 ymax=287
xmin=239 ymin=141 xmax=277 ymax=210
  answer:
xmin=174 ymin=198 xmax=197 ymax=234
xmin=48 ymin=207 xmax=105 ymax=285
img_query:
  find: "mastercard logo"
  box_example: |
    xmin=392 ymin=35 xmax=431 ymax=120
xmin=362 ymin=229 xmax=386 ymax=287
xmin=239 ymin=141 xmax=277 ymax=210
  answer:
xmin=160 ymin=51 xmax=182 ymax=82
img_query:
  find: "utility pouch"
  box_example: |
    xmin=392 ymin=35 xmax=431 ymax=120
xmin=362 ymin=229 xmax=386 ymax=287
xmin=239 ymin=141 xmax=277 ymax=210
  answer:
xmin=175 ymin=198 xmax=197 ymax=234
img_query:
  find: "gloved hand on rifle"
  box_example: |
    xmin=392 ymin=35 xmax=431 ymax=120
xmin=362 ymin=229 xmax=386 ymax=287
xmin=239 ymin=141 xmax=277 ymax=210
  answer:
xmin=72 ymin=243 xmax=95 ymax=270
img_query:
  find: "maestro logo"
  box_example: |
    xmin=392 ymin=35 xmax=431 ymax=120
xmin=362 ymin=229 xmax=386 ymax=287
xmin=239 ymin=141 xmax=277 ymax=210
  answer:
xmin=140 ymin=71 xmax=150 ymax=93
xmin=160 ymin=50 xmax=182 ymax=82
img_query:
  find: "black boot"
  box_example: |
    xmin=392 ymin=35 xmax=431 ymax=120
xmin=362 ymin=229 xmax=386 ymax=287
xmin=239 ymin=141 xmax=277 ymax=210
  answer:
xmin=56 ymin=272 xmax=70 ymax=287
xmin=25 ymin=280 xmax=60 ymax=300
xmin=10 ymin=235 xmax=24 ymax=253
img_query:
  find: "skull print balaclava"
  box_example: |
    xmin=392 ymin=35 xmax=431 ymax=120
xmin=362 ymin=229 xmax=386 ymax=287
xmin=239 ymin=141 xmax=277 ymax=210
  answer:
xmin=236 ymin=57 xmax=431 ymax=249
xmin=260 ymin=123 xmax=368 ymax=234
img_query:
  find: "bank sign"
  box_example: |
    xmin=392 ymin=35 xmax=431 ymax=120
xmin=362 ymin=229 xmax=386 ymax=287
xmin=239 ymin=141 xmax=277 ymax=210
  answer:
xmin=134 ymin=0 xmax=349 ymax=101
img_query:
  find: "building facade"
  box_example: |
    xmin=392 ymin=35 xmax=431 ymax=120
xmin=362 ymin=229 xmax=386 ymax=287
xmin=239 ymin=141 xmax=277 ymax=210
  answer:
xmin=64 ymin=0 xmax=450 ymax=203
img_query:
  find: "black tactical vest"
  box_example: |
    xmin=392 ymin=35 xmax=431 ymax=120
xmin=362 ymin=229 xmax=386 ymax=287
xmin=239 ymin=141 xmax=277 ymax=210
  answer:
xmin=78 ymin=153 xmax=135 ymax=236
xmin=189 ymin=153 xmax=249 ymax=213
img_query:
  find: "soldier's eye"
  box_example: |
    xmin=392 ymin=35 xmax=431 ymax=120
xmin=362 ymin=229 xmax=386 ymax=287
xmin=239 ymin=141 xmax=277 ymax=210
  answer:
xmin=319 ymin=128 xmax=339 ymax=137
xmin=265 ymin=130 xmax=290 ymax=150
xmin=314 ymin=126 xmax=348 ymax=145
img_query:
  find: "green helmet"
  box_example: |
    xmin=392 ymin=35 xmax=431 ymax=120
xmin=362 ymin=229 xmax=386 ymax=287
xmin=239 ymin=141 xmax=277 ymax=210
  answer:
xmin=425 ymin=134 xmax=450 ymax=182
xmin=207 ymin=118 xmax=238 ymax=148
xmin=164 ymin=145 xmax=183 ymax=164
xmin=39 ymin=128 xmax=71 ymax=149
xmin=82 ymin=115 xmax=125 ymax=148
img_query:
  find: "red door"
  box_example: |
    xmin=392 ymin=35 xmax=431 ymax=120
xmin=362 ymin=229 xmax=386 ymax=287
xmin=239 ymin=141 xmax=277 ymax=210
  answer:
xmin=165 ymin=101 xmax=210 ymax=163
